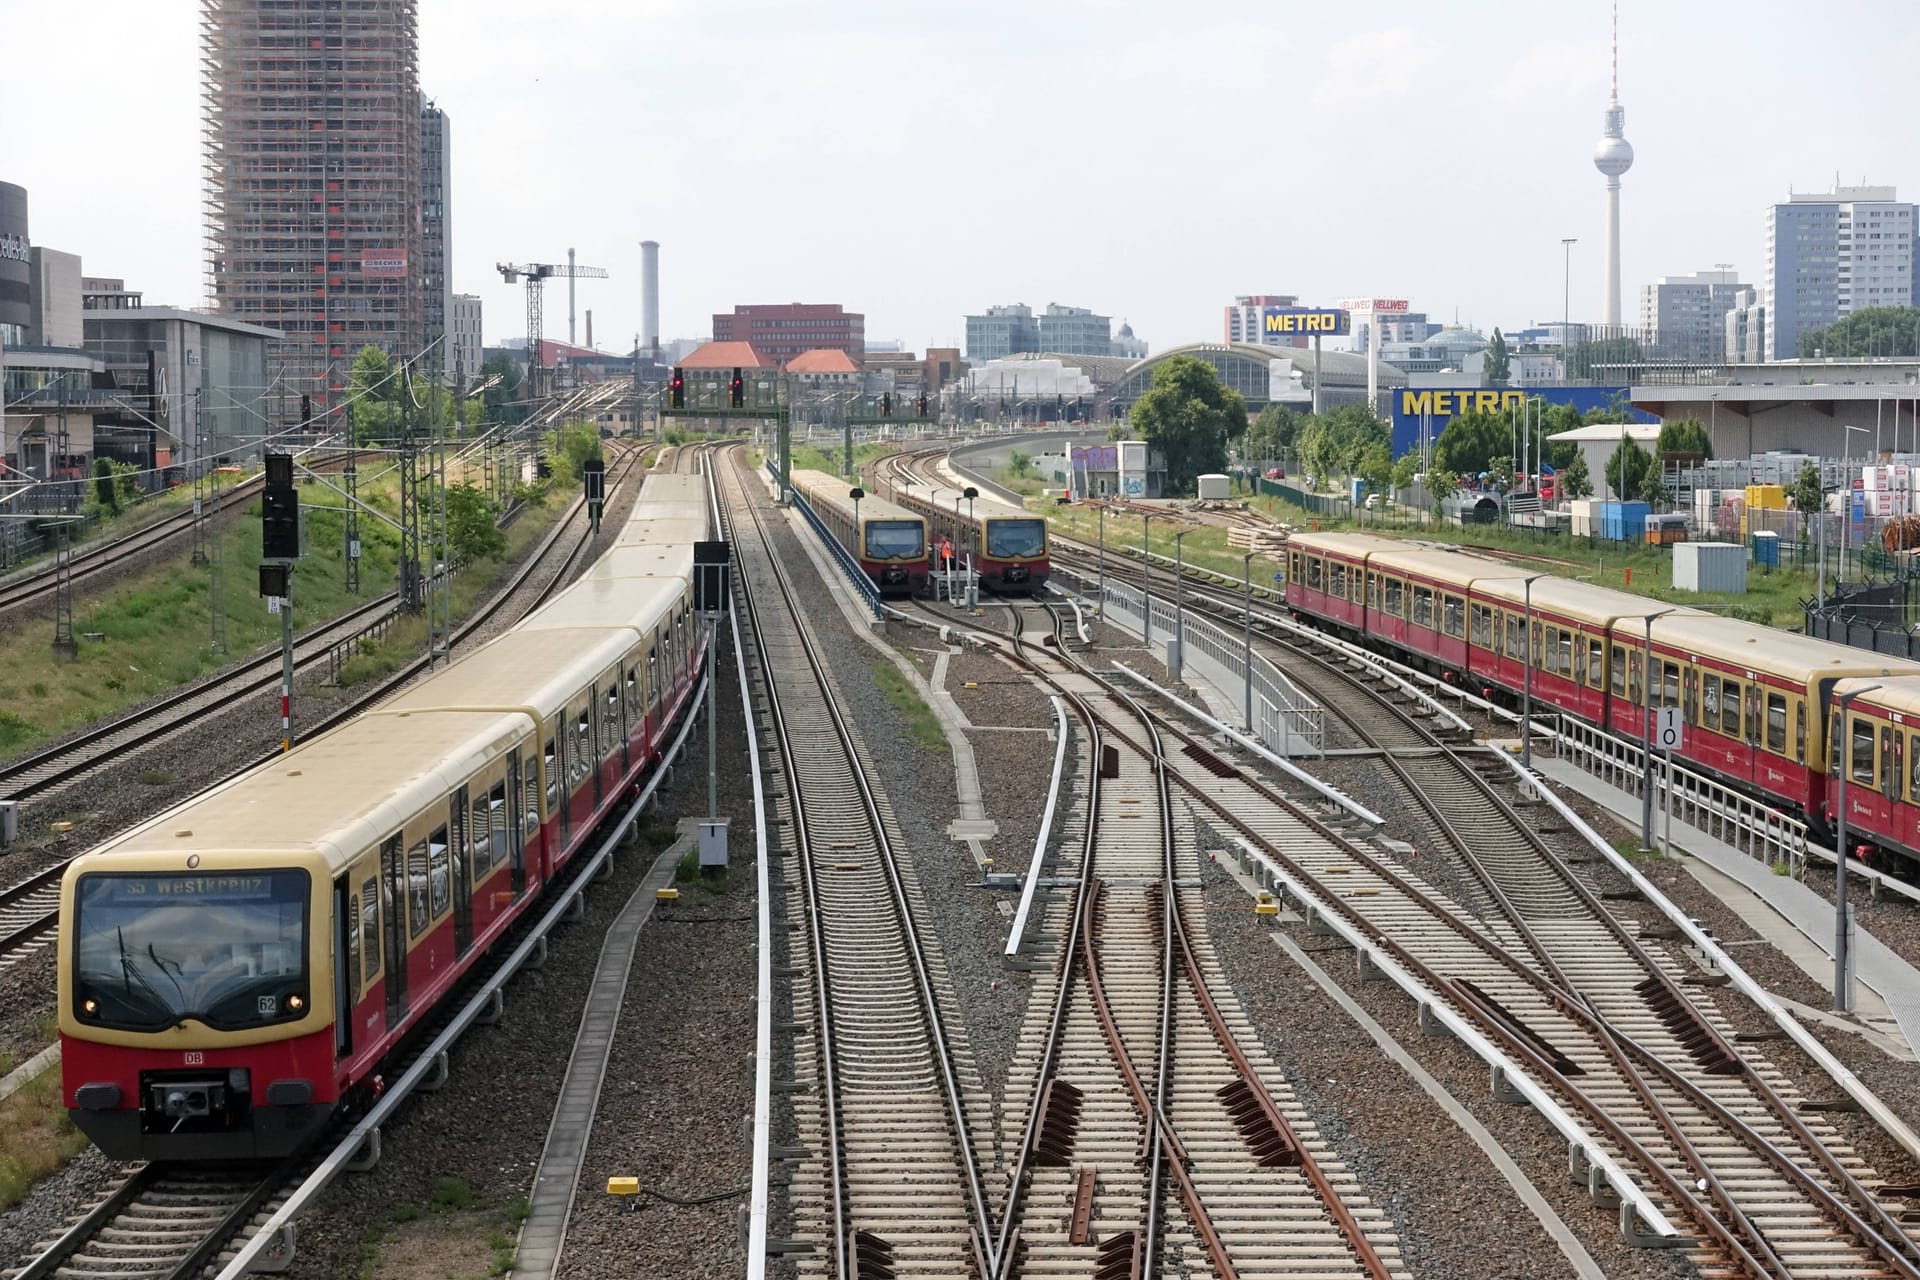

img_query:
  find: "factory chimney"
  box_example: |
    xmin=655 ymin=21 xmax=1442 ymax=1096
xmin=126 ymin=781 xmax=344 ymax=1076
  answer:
xmin=640 ymin=240 xmax=660 ymax=362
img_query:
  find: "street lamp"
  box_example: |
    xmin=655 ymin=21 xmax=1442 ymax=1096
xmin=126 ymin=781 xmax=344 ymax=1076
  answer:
xmin=1172 ymin=529 xmax=1190 ymax=681
xmin=1831 ymin=683 xmax=1880 ymax=1012
xmin=1841 ymin=424 xmax=1869 ymax=585
xmin=1637 ymin=608 xmax=1678 ymax=850
xmin=1242 ymin=550 xmax=1257 ymax=732
xmin=964 ymin=485 xmax=977 ymax=527
xmin=1519 ymin=574 xmax=1547 ymax=767
xmin=1142 ymin=513 xmax=1156 ymax=646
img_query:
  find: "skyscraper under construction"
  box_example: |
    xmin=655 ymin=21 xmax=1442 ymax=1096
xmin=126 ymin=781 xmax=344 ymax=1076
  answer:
xmin=201 ymin=0 xmax=423 ymax=429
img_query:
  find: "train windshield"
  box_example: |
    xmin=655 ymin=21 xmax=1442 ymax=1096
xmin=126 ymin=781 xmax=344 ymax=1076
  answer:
xmin=72 ymin=870 xmax=310 ymax=1032
xmin=986 ymin=518 xmax=1047 ymax=559
xmin=863 ymin=520 xmax=924 ymax=559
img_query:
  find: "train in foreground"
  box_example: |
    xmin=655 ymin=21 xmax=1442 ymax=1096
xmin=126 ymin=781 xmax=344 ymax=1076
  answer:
xmin=885 ymin=471 xmax=1050 ymax=594
xmin=57 ymin=470 xmax=712 ymax=1161
xmin=1282 ymin=530 xmax=1920 ymax=875
xmin=790 ymin=468 xmax=928 ymax=597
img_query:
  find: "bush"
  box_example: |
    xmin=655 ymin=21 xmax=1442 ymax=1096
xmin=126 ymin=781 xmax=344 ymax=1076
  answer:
xmin=446 ymin=483 xmax=505 ymax=563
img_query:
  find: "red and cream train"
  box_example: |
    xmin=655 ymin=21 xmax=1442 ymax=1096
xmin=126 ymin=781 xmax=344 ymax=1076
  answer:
xmin=57 ymin=470 xmax=712 ymax=1160
xmin=1283 ymin=531 xmax=1920 ymax=874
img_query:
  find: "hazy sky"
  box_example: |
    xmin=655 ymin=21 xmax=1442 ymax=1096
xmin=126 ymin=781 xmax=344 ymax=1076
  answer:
xmin=8 ymin=0 xmax=1920 ymax=356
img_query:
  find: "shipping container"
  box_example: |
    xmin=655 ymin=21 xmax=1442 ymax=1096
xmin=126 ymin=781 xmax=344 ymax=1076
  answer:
xmin=1197 ymin=473 xmax=1231 ymax=502
xmin=1673 ymin=542 xmax=1748 ymax=593
xmin=1744 ymin=484 xmax=1788 ymax=510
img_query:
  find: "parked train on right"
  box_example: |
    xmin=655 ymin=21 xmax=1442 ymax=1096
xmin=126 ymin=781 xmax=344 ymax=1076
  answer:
xmin=790 ymin=468 xmax=930 ymax=597
xmin=1282 ymin=530 xmax=1920 ymax=874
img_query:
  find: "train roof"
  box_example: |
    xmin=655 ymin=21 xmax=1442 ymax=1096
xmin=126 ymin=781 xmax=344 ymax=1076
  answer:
xmin=1473 ymin=575 xmax=1708 ymax=628
xmin=1364 ymin=545 xmax=1519 ymax=586
xmin=84 ymin=710 xmax=530 ymax=866
xmin=636 ymin=472 xmax=709 ymax=504
xmin=789 ymin=470 xmax=925 ymax=524
xmin=1654 ymin=613 xmax=1920 ymax=683
xmin=621 ymin=499 xmax=708 ymax=527
xmin=1288 ymin=531 xmax=1413 ymax=560
xmin=520 ymin=571 xmax=683 ymax=635
xmin=381 ymin=627 xmax=636 ymax=720
xmin=611 ymin=516 xmax=708 ymax=549
xmin=581 ymin=543 xmax=698 ymax=581
xmin=1831 ymin=675 xmax=1920 ymax=713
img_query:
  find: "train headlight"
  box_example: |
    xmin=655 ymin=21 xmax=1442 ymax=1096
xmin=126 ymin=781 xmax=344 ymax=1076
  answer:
xmin=286 ymin=994 xmax=305 ymax=1013
xmin=81 ymin=998 xmax=98 ymax=1017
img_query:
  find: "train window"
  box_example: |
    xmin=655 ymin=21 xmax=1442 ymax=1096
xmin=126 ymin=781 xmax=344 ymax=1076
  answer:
xmin=1444 ymin=596 xmax=1465 ymax=639
xmin=471 ymin=792 xmax=493 ymax=873
xmin=345 ymin=893 xmax=361 ymax=995
xmin=1626 ymin=651 xmax=1642 ymax=706
xmin=626 ymin=668 xmax=640 ymax=729
xmin=1471 ymin=604 xmax=1491 ymax=647
xmin=1882 ymin=726 xmax=1900 ymax=800
xmin=1910 ymin=733 xmax=1920 ymax=797
xmin=407 ymin=839 xmax=430 ymax=938
xmin=1555 ymin=629 xmax=1573 ymax=675
xmin=1720 ymin=681 xmax=1741 ymax=736
xmin=1702 ymin=676 xmax=1721 ymax=725
xmin=574 ymin=708 xmax=593 ymax=786
xmin=1530 ymin=622 xmax=1542 ymax=669
xmin=1851 ymin=716 xmax=1875 ymax=785
xmin=1503 ymin=614 xmax=1518 ymax=658
xmin=1328 ymin=563 xmax=1345 ymax=597
xmin=1611 ymin=645 xmax=1627 ymax=696
xmin=648 ymin=646 xmax=661 ymax=709
xmin=1831 ymin=713 xmax=1844 ymax=773
xmin=1386 ymin=580 xmax=1404 ymax=618
xmin=360 ymin=877 xmax=380 ymax=983
xmin=490 ymin=784 xmax=510 ymax=857
xmin=544 ymin=736 xmax=559 ymax=815
xmin=1796 ymin=702 xmax=1805 ymax=763
xmin=1766 ymin=694 xmax=1788 ymax=753
xmin=1367 ymin=573 xmax=1379 ymax=609
xmin=1660 ymin=662 xmax=1680 ymax=709
xmin=605 ymin=685 xmax=621 ymax=756
xmin=428 ymin=826 xmax=451 ymax=919
xmin=1587 ymin=639 xmax=1604 ymax=689
xmin=522 ymin=774 xmax=539 ymax=839
xmin=1307 ymin=557 xmax=1322 ymax=590
xmin=1413 ymin=586 xmax=1434 ymax=628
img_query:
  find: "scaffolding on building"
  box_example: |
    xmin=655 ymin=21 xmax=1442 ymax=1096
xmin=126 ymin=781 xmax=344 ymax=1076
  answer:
xmin=201 ymin=0 xmax=424 ymax=430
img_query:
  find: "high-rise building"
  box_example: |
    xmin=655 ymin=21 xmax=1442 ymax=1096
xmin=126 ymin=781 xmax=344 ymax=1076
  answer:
xmin=1638 ymin=269 xmax=1746 ymax=363
xmin=1724 ymin=287 xmax=1767 ymax=364
xmin=420 ymin=96 xmax=451 ymax=366
xmin=0 ymin=181 xmax=30 ymax=348
xmin=201 ymin=0 xmax=423 ymax=426
xmin=28 ymin=247 xmax=82 ymax=349
xmin=965 ymin=303 xmax=1040 ymax=361
xmin=1223 ymin=295 xmax=1306 ymax=349
xmin=712 ymin=303 xmax=864 ymax=365
xmin=450 ymin=294 xmax=482 ymax=385
xmin=1037 ymin=303 xmax=1111 ymax=356
xmin=1762 ymin=184 xmax=1916 ymax=359
xmin=1592 ymin=3 xmax=1634 ymax=327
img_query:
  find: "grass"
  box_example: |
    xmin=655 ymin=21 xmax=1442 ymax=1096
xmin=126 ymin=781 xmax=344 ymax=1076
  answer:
xmin=0 ymin=464 xmax=569 ymax=765
xmin=872 ymin=659 xmax=947 ymax=752
xmin=0 ymin=1067 xmax=91 ymax=1214
xmin=432 ymin=1177 xmax=476 ymax=1211
xmin=785 ymin=441 xmax=898 ymax=478
xmin=135 ymin=768 xmax=174 ymax=786
xmin=1037 ymin=499 xmax=1286 ymax=583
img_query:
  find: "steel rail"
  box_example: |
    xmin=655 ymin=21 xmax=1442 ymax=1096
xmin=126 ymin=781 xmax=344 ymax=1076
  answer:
xmin=724 ymin=446 xmax=998 ymax=1279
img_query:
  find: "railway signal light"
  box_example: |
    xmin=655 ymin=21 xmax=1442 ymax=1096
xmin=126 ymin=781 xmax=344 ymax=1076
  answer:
xmin=300 ymin=394 xmax=312 ymax=427
xmin=262 ymin=452 xmax=300 ymax=561
xmin=729 ymin=367 xmax=744 ymax=408
xmin=670 ymin=367 xmax=685 ymax=409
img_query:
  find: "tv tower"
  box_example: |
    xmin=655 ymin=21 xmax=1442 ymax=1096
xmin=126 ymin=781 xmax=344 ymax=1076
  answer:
xmin=1592 ymin=0 xmax=1634 ymax=327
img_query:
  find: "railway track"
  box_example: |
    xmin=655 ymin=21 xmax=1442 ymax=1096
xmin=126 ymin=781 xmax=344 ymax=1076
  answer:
xmin=719 ymin=447 xmax=995 ymax=1276
xmin=0 ymin=442 xmax=647 ymax=976
xmin=979 ymin=600 xmax=1405 ymax=1280
xmin=1015 ymin=549 xmax=1920 ymax=1277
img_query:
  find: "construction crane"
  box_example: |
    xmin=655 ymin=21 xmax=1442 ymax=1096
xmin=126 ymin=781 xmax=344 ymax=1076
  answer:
xmin=497 ymin=256 xmax=609 ymax=402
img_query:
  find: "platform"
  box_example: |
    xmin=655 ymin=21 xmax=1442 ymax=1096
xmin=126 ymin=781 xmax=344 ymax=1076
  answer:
xmin=1532 ymin=757 xmax=1920 ymax=1060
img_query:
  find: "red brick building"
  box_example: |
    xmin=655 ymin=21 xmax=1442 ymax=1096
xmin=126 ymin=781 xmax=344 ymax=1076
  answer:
xmin=713 ymin=303 xmax=864 ymax=366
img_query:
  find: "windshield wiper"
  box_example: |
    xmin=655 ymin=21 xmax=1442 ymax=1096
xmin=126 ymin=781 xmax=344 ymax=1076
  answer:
xmin=117 ymin=927 xmax=175 ymax=1021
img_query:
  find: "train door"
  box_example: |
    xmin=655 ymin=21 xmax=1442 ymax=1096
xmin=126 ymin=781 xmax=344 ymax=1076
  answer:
xmin=380 ymin=833 xmax=409 ymax=1029
xmin=450 ymin=787 xmax=473 ymax=957
xmin=507 ymin=750 xmax=528 ymax=894
xmin=333 ymin=875 xmax=354 ymax=1060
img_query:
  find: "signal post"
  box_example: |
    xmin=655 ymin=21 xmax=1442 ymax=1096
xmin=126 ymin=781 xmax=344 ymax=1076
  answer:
xmin=260 ymin=453 xmax=302 ymax=750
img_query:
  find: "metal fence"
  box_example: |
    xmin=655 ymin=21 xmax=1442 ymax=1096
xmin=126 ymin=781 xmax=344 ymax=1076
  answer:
xmin=1094 ymin=574 xmax=1324 ymax=755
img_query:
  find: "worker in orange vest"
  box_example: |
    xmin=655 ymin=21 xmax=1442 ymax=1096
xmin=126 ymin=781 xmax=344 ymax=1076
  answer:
xmin=940 ymin=537 xmax=954 ymax=568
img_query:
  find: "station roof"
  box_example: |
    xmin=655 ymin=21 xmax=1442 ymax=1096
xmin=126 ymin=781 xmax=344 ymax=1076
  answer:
xmin=784 ymin=349 xmax=859 ymax=374
xmin=679 ymin=340 xmax=776 ymax=370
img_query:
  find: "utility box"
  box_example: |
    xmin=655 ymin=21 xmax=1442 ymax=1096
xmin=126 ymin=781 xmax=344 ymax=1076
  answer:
xmin=1196 ymin=473 xmax=1230 ymax=501
xmin=0 ymin=800 xmax=16 ymax=851
xmin=698 ymin=820 xmax=729 ymax=869
xmin=1673 ymin=542 xmax=1747 ymax=594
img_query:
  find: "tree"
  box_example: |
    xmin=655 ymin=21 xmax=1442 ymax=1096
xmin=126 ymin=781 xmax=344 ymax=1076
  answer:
xmin=1558 ymin=450 xmax=1593 ymax=500
xmin=347 ymin=345 xmax=399 ymax=443
xmin=1243 ymin=403 xmax=1304 ymax=465
xmin=1431 ymin=409 xmax=1510 ymax=482
xmin=1356 ymin=442 xmax=1392 ymax=495
xmin=1796 ymin=305 xmax=1920 ymax=359
xmin=1655 ymin=417 xmax=1713 ymax=460
xmin=1424 ymin=468 xmax=1463 ymax=505
xmin=1605 ymin=439 xmax=1651 ymax=501
xmin=1484 ymin=327 xmax=1511 ymax=384
xmin=1123 ymin=355 xmax=1248 ymax=495
xmin=92 ymin=458 xmax=122 ymax=513
xmin=446 ymin=483 xmax=505 ymax=563
xmin=1486 ymin=457 xmax=1517 ymax=495
xmin=1638 ymin=470 xmax=1672 ymax=509
xmin=1390 ymin=452 xmax=1420 ymax=492
xmin=1295 ymin=404 xmax=1388 ymax=487
xmin=1790 ymin=461 xmax=1824 ymax=515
